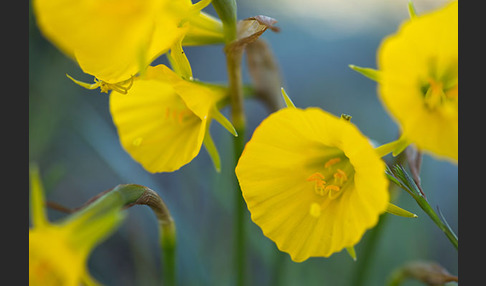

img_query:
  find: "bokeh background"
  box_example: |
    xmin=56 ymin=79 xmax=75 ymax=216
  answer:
xmin=29 ymin=0 xmax=457 ymax=285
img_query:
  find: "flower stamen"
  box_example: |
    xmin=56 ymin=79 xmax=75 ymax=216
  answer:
xmin=67 ymin=74 xmax=134 ymax=94
xmin=165 ymin=107 xmax=191 ymax=124
xmin=307 ymin=172 xmax=327 ymax=196
xmin=325 ymin=185 xmax=341 ymax=199
xmin=324 ymin=157 xmax=341 ymax=168
xmin=333 ymin=168 xmax=348 ymax=184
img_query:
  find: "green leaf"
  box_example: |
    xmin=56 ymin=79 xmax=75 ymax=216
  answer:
xmin=211 ymin=107 xmax=238 ymax=137
xmin=203 ymin=128 xmax=221 ymax=173
xmin=348 ymin=65 xmax=380 ymax=82
xmin=281 ymin=87 xmax=295 ymax=108
xmin=386 ymin=203 xmax=418 ymax=218
xmin=408 ymin=1 xmax=417 ymax=19
xmin=346 ymin=246 xmax=357 ymax=261
xmin=29 ymin=163 xmax=48 ymax=228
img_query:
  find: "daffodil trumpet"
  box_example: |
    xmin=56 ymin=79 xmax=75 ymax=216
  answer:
xmin=109 ymin=64 xmax=236 ymax=173
xmin=34 ymin=0 xmax=225 ymax=85
xmin=349 ymin=1 xmax=458 ymax=162
xmin=236 ymin=90 xmax=390 ymax=262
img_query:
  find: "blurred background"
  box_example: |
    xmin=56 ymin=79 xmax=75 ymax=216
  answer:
xmin=29 ymin=0 xmax=457 ymax=285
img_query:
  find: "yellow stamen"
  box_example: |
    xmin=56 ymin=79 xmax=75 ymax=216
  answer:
xmin=325 ymin=185 xmax=340 ymax=192
xmin=333 ymin=169 xmax=348 ymax=184
xmin=307 ymin=172 xmax=327 ymax=196
xmin=67 ymin=74 xmax=134 ymax=94
xmin=324 ymin=157 xmax=341 ymax=168
xmin=307 ymin=172 xmax=325 ymax=181
xmin=325 ymin=185 xmax=341 ymax=199
xmin=424 ymin=78 xmax=444 ymax=108
xmin=164 ymin=108 xmax=190 ymax=124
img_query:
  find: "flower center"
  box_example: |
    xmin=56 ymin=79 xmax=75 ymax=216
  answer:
xmin=307 ymin=154 xmax=354 ymax=217
xmin=165 ymin=107 xmax=192 ymax=124
xmin=98 ymin=76 xmax=134 ymax=94
xmin=421 ymin=77 xmax=458 ymax=110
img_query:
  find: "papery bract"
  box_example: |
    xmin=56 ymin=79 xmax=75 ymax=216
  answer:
xmin=235 ymin=107 xmax=389 ymax=262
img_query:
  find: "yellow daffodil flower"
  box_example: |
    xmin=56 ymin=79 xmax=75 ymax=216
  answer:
xmin=33 ymin=0 xmax=223 ymax=85
xmin=235 ymin=107 xmax=389 ymax=262
xmin=110 ymin=64 xmax=235 ymax=173
xmin=29 ymin=166 xmax=125 ymax=286
xmin=352 ymin=1 xmax=458 ymax=162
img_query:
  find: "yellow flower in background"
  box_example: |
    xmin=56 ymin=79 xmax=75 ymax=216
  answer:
xmin=29 ymin=166 xmax=124 ymax=286
xmin=110 ymin=64 xmax=235 ymax=173
xmin=235 ymin=107 xmax=389 ymax=262
xmin=33 ymin=0 xmax=223 ymax=85
xmin=377 ymin=1 xmax=458 ymax=162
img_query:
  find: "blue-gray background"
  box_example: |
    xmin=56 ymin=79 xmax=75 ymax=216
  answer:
xmin=29 ymin=0 xmax=457 ymax=285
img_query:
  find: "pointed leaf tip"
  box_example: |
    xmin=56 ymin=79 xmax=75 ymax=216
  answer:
xmin=408 ymin=1 xmax=418 ymax=19
xmin=281 ymin=87 xmax=295 ymax=108
xmin=203 ymin=129 xmax=222 ymax=173
xmin=29 ymin=163 xmax=48 ymax=228
xmin=66 ymin=74 xmax=100 ymax=90
xmin=346 ymin=246 xmax=357 ymax=261
xmin=211 ymin=107 xmax=238 ymax=137
xmin=348 ymin=65 xmax=380 ymax=82
xmin=387 ymin=203 xmax=418 ymax=218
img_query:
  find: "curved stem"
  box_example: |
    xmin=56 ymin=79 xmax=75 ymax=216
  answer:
xmin=65 ymin=184 xmax=177 ymax=286
xmin=131 ymin=187 xmax=177 ymax=286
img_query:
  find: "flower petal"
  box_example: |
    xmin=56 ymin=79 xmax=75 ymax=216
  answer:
xmin=377 ymin=1 xmax=458 ymax=162
xmin=110 ymin=68 xmax=206 ymax=173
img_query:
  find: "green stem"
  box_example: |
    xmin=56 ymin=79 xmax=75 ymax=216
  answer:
xmin=70 ymin=184 xmax=177 ymax=286
xmin=351 ymin=213 xmax=389 ymax=286
xmin=210 ymin=0 xmax=237 ymax=44
xmin=386 ymin=165 xmax=458 ymax=250
xmin=350 ymin=154 xmax=407 ymax=286
xmin=234 ymin=157 xmax=247 ymax=286
xmin=212 ymin=2 xmax=247 ymax=284
xmin=133 ymin=187 xmax=177 ymax=286
xmin=227 ymin=45 xmax=247 ymax=286
xmin=271 ymin=248 xmax=286 ymax=286
xmin=410 ymin=192 xmax=458 ymax=250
